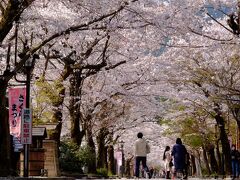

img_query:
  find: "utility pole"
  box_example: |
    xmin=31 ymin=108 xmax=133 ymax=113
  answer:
xmin=23 ymin=59 xmax=32 ymax=177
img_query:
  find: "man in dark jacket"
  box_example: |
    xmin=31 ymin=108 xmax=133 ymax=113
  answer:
xmin=171 ymin=138 xmax=188 ymax=179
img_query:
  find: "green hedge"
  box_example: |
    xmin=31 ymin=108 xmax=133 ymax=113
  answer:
xmin=59 ymin=140 xmax=95 ymax=173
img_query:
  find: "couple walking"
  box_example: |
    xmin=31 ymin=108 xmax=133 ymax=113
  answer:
xmin=163 ymin=138 xmax=188 ymax=179
xmin=133 ymin=133 xmax=188 ymax=179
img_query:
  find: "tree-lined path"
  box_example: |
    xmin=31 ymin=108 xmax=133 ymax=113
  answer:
xmin=1 ymin=0 xmax=240 ymax=178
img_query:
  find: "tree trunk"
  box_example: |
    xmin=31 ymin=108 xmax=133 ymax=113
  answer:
xmin=104 ymin=146 xmax=108 ymax=170
xmin=0 ymin=79 xmax=12 ymax=176
xmin=96 ymin=127 xmax=109 ymax=169
xmin=215 ymin=113 xmax=231 ymax=175
xmin=202 ymin=147 xmax=211 ymax=175
xmin=69 ymin=72 xmax=85 ymax=145
xmin=108 ymin=145 xmax=115 ymax=175
xmin=207 ymin=144 xmax=218 ymax=174
xmin=0 ymin=1 xmax=32 ymax=175
xmin=197 ymin=150 xmax=202 ymax=176
xmin=190 ymin=154 xmax=196 ymax=176
xmin=216 ymin=139 xmax=222 ymax=174
xmin=49 ymin=84 xmax=65 ymax=147
xmin=46 ymin=53 xmax=75 ymax=144
xmin=86 ymin=128 xmax=96 ymax=173
xmin=236 ymin=122 xmax=240 ymax=150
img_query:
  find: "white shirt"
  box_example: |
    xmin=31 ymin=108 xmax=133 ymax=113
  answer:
xmin=135 ymin=138 xmax=150 ymax=157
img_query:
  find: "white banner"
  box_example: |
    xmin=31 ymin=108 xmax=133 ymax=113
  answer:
xmin=21 ymin=108 xmax=32 ymax=144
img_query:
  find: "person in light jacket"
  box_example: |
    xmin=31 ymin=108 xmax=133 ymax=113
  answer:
xmin=134 ymin=132 xmax=151 ymax=178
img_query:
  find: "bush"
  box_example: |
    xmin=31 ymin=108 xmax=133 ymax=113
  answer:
xmin=76 ymin=145 xmax=96 ymax=167
xmin=59 ymin=141 xmax=83 ymax=173
xmin=59 ymin=140 xmax=96 ymax=173
xmin=96 ymin=168 xmax=108 ymax=177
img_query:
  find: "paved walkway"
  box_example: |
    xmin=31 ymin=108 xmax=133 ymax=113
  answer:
xmin=0 ymin=177 xmax=233 ymax=180
xmin=76 ymin=178 xmax=232 ymax=180
xmin=77 ymin=177 xmax=233 ymax=180
xmin=0 ymin=178 xmax=233 ymax=180
xmin=103 ymin=178 xmax=230 ymax=180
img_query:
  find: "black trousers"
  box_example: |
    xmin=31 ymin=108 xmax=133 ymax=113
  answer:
xmin=135 ymin=156 xmax=149 ymax=177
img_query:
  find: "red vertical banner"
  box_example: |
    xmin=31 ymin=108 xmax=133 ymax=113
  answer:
xmin=8 ymin=87 xmax=26 ymax=151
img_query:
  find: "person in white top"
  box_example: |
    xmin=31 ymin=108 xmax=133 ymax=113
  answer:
xmin=163 ymin=146 xmax=172 ymax=179
xmin=134 ymin=132 xmax=151 ymax=178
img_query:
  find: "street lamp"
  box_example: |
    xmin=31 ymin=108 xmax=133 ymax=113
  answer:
xmin=119 ymin=140 xmax=125 ymax=178
xmin=14 ymin=55 xmax=38 ymax=177
xmin=23 ymin=56 xmax=37 ymax=177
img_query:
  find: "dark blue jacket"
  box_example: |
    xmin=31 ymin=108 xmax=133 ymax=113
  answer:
xmin=172 ymin=144 xmax=187 ymax=171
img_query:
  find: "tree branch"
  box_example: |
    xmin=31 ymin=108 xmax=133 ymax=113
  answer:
xmin=0 ymin=0 xmax=33 ymax=43
xmin=188 ymin=27 xmax=233 ymax=41
xmin=6 ymin=0 xmax=139 ymax=81
xmin=105 ymin=60 xmax=126 ymax=70
xmin=206 ymin=12 xmax=233 ymax=34
xmin=31 ymin=1 xmax=134 ymax=52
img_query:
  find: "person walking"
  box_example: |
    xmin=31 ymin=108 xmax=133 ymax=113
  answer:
xmin=163 ymin=146 xmax=172 ymax=179
xmin=231 ymin=144 xmax=239 ymax=179
xmin=171 ymin=138 xmax=188 ymax=179
xmin=134 ymin=132 xmax=151 ymax=178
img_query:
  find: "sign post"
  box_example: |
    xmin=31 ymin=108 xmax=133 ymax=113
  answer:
xmin=21 ymin=108 xmax=32 ymax=144
xmin=21 ymin=108 xmax=32 ymax=177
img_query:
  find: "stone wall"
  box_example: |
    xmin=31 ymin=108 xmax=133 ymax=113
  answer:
xmin=42 ymin=140 xmax=60 ymax=177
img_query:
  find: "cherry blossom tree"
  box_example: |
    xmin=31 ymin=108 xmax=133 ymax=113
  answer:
xmin=1 ymin=0 xmax=240 ymax=176
xmin=0 ymin=0 xmax=142 ymax=175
